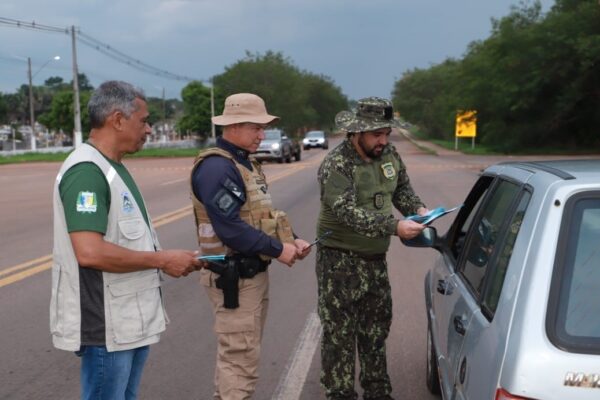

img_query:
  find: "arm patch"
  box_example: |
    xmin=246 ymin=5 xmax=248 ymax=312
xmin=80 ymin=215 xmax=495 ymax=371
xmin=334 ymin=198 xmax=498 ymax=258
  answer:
xmin=223 ymin=177 xmax=246 ymax=202
xmin=213 ymin=189 xmax=239 ymax=216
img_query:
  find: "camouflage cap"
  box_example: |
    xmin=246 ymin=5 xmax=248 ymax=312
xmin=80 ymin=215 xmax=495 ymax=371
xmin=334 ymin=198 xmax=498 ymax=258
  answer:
xmin=335 ymin=97 xmax=399 ymax=133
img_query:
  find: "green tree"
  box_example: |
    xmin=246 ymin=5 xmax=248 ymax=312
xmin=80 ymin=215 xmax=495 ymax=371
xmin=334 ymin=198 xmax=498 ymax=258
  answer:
xmin=38 ymin=90 xmax=91 ymax=140
xmin=176 ymin=81 xmax=212 ymax=138
xmin=392 ymin=0 xmax=600 ymax=152
xmin=0 ymin=93 xmax=8 ymax=124
xmin=212 ymin=51 xmax=347 ymax=136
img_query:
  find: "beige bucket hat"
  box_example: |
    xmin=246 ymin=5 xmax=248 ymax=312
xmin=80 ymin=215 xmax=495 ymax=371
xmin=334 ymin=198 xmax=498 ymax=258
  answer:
xmin=212 ymin=93 xmax=279 ymax=126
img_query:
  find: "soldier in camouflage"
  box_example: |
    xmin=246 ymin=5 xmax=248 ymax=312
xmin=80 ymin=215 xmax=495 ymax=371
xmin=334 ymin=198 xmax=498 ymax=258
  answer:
xmin=316 ymin=97 xmax=429 ymax=400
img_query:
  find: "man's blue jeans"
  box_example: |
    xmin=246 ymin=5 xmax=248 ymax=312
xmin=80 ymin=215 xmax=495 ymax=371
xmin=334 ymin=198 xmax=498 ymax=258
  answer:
xmin=79 ymin=345 xmax=150 ymax=400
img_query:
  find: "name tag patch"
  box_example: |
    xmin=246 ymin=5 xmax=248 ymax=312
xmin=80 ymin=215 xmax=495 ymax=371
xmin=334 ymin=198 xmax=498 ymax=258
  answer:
xmin=374 ymin=192 xmax=384 ymax=209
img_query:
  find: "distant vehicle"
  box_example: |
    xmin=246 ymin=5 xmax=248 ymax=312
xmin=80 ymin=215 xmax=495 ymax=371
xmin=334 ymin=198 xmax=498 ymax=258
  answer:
xmin=302 ymin=130 xmax=328 ymax=150
xmin=404 ymin=160 xmax=600 ymax=400
xmin=255 ymin=129 xmax=300 ymax=163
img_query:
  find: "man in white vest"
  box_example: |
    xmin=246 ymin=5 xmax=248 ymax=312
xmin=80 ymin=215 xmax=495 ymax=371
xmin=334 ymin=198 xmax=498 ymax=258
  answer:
xmin=51 ymin=80 xmax=204 ymax=400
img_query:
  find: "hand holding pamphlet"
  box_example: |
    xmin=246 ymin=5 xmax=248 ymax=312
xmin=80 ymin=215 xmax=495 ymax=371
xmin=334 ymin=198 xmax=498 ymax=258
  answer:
xmin=406 ymin=205 xmax=463 ymax=225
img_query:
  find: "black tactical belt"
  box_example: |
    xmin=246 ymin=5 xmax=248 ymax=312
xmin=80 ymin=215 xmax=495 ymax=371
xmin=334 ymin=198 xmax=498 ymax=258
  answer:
xmin=321 ymin=246 xmax=386 ymax=261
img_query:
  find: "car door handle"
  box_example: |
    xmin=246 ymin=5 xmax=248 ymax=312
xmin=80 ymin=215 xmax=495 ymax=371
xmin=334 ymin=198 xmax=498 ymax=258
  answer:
xmin=437 ymin=279 xmax=453 ymax=295
xmin=453 ymin=316 xmax=466 ymax=336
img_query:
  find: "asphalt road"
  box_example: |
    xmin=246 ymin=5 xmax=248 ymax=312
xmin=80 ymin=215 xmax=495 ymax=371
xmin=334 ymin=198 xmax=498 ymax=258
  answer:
xmin=0 ymin=133 xmax=586 ymax=399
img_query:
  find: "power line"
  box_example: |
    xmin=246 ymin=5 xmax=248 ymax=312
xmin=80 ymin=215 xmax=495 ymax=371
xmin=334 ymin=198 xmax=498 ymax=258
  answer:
xmin=0 ymin=17 xmax=68 ymax=34
xmin=0 ymin=16 xmax=203 ymax=83
xmin=77 ymin=31 xmax=198 ymax=82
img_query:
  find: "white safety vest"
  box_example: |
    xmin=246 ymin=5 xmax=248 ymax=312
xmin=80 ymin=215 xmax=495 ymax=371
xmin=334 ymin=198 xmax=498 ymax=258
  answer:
xmin=50 ymin=143 xmax=167 ymax=352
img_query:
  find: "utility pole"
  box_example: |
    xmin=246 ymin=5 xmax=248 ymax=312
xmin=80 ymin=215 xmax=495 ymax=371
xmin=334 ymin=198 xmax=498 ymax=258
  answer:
xmin=27 ymin=57 xmax=36 ymax=151
xmin=210 ymin=81 xmax=216 ymax=139
xmin=71 ymin=25 xmax=82 ymax=148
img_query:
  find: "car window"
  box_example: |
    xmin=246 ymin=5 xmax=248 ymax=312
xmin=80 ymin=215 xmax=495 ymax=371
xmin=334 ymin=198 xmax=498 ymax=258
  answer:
xmin=448 ymin=176 xmax=494 ymax=261
xmin=548 ymin=193 xmax=600 ymax=353
xmin=481 ymin=190 xmax=530 ymax=316
xmin=265 ymin=130 xmax=282 ymax=140
xmin=460 ymin=180 xmax=521 ymax=296
xmin=306 ymin=131 xmax=324 ymax=138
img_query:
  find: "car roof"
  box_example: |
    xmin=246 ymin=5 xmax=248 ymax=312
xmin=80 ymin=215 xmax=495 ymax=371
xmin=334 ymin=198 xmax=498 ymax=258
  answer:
xmin=495 ymin=159 xmax=600 ymax=181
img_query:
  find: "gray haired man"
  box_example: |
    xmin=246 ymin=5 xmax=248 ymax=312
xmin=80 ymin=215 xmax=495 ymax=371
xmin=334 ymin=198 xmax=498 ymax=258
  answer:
xmin=51 ymin=80 xmax=204 ymax=399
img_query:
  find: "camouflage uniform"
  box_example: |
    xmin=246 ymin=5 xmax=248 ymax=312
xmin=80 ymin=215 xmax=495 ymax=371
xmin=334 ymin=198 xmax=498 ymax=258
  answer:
xmin=316 ymin=97 xmax=424 ymax=400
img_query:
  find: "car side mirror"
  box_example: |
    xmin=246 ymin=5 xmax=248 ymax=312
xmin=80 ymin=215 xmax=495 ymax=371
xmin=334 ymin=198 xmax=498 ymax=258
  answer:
xmin=401 ymin=226 xmax=438 ymax=248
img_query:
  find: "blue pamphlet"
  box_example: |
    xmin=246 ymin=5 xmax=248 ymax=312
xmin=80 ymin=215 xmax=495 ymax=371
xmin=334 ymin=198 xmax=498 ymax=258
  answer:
xmin=406 ymin=205 xmax=463 ymax=225
xmin=197 ymin=254 xmax=226 ymax=261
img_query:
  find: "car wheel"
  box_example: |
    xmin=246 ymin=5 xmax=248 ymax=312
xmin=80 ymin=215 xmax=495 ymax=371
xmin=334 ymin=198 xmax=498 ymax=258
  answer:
xmin=285 ymin=151 xmax=292 ymax=163
xmin=426 ymin=323 xmax=441 ymax=394
xmin=294 ymin=150 xmax=301 ymax=161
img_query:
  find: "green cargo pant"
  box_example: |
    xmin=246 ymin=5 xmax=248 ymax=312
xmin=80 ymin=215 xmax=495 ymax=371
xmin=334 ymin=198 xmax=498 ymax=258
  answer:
xmin=316 ymin=246 xmax=393 ymax=400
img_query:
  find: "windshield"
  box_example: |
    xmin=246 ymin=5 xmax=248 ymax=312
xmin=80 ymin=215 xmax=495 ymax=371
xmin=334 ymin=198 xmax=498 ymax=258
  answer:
xmin=264 ymin=130 xmax=282 ymax=140
xmin=306 ymin=131 xmax=324 ymax=138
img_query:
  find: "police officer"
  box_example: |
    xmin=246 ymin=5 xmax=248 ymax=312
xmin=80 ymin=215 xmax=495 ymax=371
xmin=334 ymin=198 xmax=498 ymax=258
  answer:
xmin=316 ymin=97 xmax=429 ymax=400
xmin=190 ymin=93 xmax=310 ymax=400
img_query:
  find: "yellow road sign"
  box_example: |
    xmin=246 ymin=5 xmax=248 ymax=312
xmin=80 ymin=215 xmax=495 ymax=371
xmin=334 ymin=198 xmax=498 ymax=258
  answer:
xmin=455 ymin=110 xmax=477 ymax=138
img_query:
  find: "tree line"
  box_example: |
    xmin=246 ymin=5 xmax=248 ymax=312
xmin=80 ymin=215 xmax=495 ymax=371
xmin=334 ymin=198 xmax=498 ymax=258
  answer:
xmin=392 ymin=0 xmax=600 ymax=152
xmin=0 ymin=51 xmax=347 ymax=142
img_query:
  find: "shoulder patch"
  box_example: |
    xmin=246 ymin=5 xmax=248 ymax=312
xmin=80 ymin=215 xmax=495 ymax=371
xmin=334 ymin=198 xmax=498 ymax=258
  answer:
xmin=213 ymin=188 xmax=240 ymax=216
xmin=223 ymin=178 xmax=246 ymax=202
xmin=76 ymin=191 xmax=97 ymax=213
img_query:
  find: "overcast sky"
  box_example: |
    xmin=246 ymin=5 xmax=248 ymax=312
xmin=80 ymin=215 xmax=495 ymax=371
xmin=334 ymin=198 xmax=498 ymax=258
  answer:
xmin=0 ymin=0 xmax=555 ymax=101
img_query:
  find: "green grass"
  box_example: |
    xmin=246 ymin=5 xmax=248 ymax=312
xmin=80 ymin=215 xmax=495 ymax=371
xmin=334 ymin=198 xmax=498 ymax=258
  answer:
xmin=0 ymin=151 xmax=71 ymax=164
xmin=0 ymin=146 xmax=204 ymax=165
xmin=429 ymin=139 xmax=501 ymax=155
xmin=124 ymin=147 xmax=201 ymax=158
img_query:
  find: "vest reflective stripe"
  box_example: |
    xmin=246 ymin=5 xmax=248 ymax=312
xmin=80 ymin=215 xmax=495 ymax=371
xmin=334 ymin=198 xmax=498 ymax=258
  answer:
xmin=106 ymin=166 xmax=116 ymax=184
xmin=190 ymin=147 xmax=290 ymax=257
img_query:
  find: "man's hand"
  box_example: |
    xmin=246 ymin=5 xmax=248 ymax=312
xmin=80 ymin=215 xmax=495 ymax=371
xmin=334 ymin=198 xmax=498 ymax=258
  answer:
xmin=294 ymin=238 xmax=311 ymax=260
xmin=396 ymin=220 xmax=426 ymax=240
xmin=277 ymin=243 xmax=298 ymax=267
xmin=416 ymin=207 xmax=430 ymax=216
xmin=159 ymin=250 xmax=204 ymax=277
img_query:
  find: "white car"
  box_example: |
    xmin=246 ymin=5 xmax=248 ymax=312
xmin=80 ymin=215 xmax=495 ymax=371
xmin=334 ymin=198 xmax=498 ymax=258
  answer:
xmin=302 ymin=130 xmax=328 ymax=150
xmin=405 ymin=160 xmax=600 ymax=400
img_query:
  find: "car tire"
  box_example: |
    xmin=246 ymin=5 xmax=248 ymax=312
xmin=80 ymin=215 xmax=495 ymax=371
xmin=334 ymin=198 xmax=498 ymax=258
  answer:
xmin=426 ymin=323 xmax=441 ymax=394
xmin=294 ymin=150 xmax=301 ymax=161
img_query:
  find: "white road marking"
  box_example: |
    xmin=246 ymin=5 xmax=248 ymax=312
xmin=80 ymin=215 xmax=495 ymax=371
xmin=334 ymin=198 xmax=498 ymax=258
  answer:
xmin=272 ymin=311 xmax=322 ymax=400
xmin=159 ymin=177 xmax=188 ymax=186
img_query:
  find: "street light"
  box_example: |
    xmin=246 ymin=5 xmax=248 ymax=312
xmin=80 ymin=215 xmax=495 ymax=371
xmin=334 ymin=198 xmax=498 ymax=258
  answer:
xmin=28 ymin=55 xmax=60 ymax=150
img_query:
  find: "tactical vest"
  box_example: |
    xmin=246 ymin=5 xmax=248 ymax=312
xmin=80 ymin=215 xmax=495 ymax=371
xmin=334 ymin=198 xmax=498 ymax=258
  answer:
xmin=190 ymin=148 xmax=294 ymax=258
xmin=318 ymin=151 xmax=400 ymax=255
xmin=51 ymin=144 xmax=166 ymax=352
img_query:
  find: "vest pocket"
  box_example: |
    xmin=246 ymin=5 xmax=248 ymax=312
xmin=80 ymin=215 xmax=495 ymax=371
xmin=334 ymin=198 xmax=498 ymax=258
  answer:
xmin=117 ymin=218 xmax=147 ymax=250
xmin=106 ymin=272 xmax=165 ymax=344
xmin=259 ymin=217 xmax=277 ymax=238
